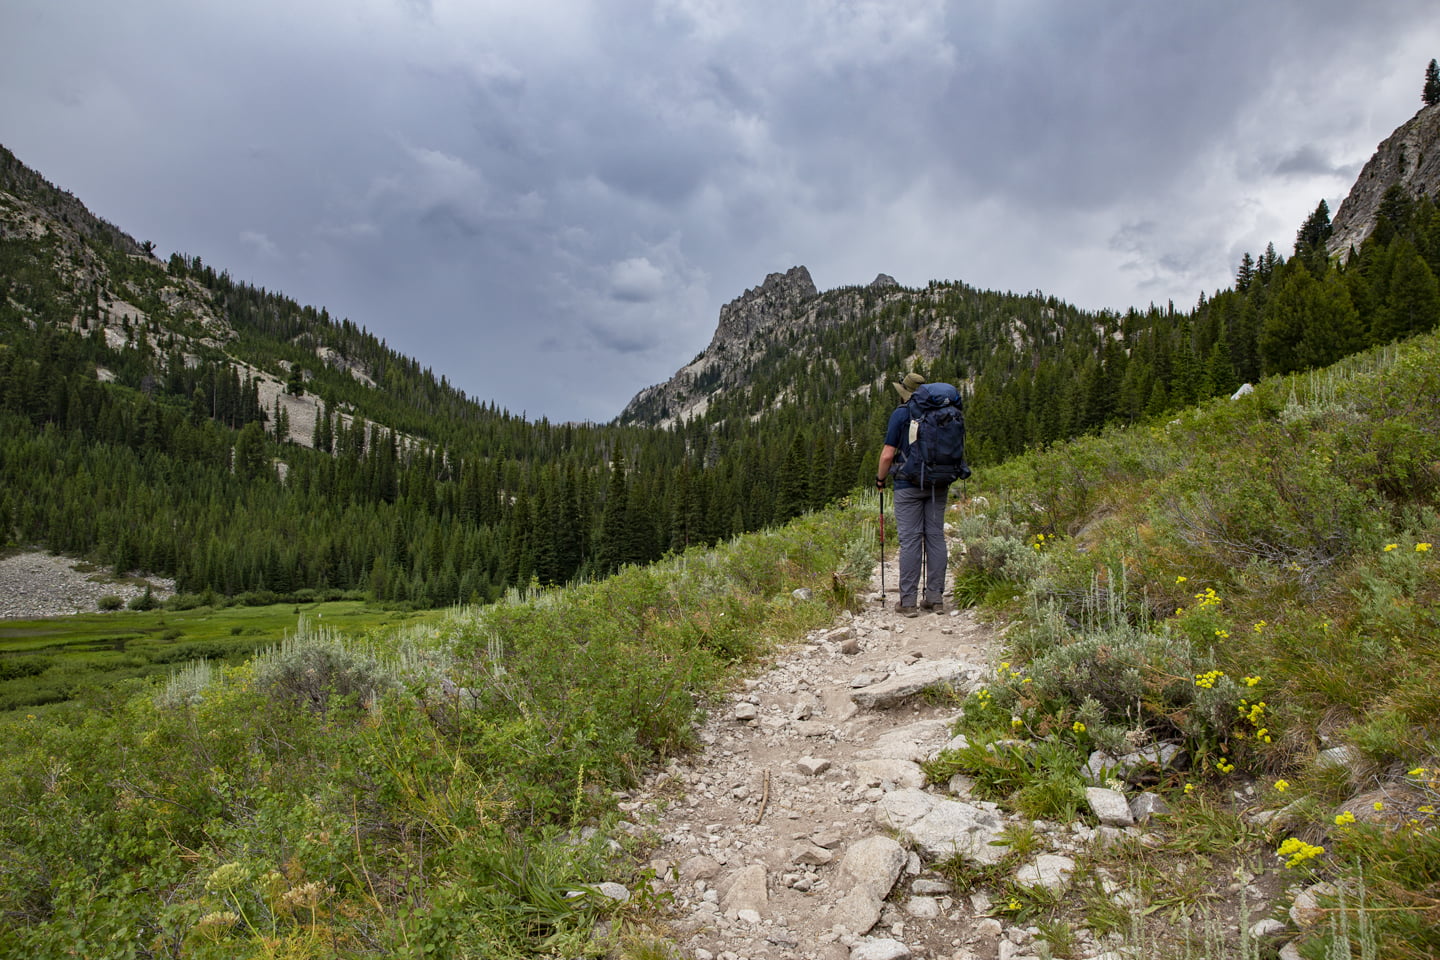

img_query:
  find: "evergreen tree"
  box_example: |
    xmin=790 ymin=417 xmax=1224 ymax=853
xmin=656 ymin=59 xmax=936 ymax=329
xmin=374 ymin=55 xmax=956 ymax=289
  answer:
xmin=597 ymin=455 xmax=630 ymax=573
xmin=233 ymin=421 xmax=270 ymax=481
xmin=775 ymin=433 xmax=810 ymax=522
xmin=1375 ymin=242 xmax=1440 ymax=341
xmin=1235 ymin=252 xmax=1255 ymax=293
xmin=1424 ymin=58 xmax=1440 ymax=107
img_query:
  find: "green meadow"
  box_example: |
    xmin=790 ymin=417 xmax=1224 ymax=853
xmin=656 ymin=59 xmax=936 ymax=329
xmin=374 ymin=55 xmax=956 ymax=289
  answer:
xmin=0 ymin=601 xmax=442 ymax=713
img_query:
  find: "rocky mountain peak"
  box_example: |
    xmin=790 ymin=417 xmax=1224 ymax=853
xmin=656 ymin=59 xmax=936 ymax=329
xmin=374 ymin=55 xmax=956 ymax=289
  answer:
xmin=1327 ymin=102 xmax=1440 ymax=257
xmin=709 ymin=265 xmax=818 ymax=350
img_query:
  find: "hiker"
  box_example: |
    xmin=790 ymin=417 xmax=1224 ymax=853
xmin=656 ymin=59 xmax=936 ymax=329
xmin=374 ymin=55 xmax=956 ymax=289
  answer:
xmin=875 ymin=372 xmax=967 ymax=617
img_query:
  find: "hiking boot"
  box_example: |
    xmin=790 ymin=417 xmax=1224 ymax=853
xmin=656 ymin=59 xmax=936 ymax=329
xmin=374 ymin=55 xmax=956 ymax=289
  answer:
xmin=920 ymin=599 xmax=944 ymax=613
xmin=896 ymin=605 xmax=920 ymax=618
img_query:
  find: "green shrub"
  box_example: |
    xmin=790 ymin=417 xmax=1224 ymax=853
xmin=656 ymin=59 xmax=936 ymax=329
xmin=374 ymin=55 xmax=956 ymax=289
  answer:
xmin=127 ymin=587 xmax=159 ymax=611
xmin=0 ymin=656 xmax=52 ymax=682
xmin=97 ymin=594 xmax=123 ymax=611
xmin=252 ymin=621 xmax=399 ymax=716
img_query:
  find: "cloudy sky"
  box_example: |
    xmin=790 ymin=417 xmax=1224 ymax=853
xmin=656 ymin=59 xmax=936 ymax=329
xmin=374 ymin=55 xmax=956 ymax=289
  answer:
xmin=3 ymin=1 xmax=1438 ymax=422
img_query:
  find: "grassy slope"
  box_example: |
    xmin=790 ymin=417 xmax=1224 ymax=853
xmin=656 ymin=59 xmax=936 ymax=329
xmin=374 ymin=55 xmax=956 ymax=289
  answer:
xmin=0 ymin=505 xmax=873 ymax=958
xmin=946 ymin=332 xmax=1440 ymax=957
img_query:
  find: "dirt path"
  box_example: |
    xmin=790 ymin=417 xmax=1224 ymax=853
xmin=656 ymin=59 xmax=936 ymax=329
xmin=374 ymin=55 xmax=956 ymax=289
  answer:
xmin=625 ymin=547 xmax=1060 ymax=960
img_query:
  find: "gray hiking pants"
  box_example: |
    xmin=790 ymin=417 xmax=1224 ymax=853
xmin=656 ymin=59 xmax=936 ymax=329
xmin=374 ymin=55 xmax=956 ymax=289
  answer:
xmin=893 ymin=485 xmax=948 ymax=607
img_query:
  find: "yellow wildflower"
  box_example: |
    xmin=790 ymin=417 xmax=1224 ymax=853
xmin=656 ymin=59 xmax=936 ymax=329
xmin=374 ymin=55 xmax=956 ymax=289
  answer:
xmin=1274 ymin=780 xmax=1289 ymax=792
xmin=1335 ymin=811 xmax=1356 ymax=826
xmin=1072 ymin=721 xmax=1087 ymax=734
xmin=1418 ymin=542 xmax=1432 ymax=552
xmin=1276 ymin=837 xmax=1325 ymax=869
xmin=1384 ymin=543 xmax=1399 ymax=552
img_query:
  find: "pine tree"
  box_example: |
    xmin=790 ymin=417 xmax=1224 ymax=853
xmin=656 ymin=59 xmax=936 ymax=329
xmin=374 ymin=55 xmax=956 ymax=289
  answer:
xmin=597 ymin=454 xmax=629 ymax=573
xmin=1424 ymin=58 xmax=1440 ymax=107
xmin=1235 ymin=252 xmax=1255 ymax=293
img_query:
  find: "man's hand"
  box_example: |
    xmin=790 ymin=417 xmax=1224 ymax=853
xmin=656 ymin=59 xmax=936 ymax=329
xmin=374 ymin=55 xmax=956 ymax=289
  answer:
xmin=875 ymin=477 xmax=886 ymax=490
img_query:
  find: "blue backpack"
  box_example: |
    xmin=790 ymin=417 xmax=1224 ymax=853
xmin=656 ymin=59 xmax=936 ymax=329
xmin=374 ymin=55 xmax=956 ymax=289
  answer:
xmin=895 ymin=382 xmax=971 ymax=487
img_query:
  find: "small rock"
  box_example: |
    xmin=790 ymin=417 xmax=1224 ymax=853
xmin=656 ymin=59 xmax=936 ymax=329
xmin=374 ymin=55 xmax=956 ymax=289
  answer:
xmin=793 ymin=588 xmax=814 ymax=601
xmin=972 ymin=917 xmax=1003 ymax=939
xmin=1249 ymin=918 xmax=1287 ymax=938
xmin=853 ymin=758 xmax=927 ymax=790
xmin=734 ymin=702 xmax=758 ymax=721
xmin=910 ymin=879 xmax=952 ymax=894
xmin=849 ymin=938 xmax=912 ymax=960
xmin=798 ymin=757 xmax=833 ymax=777
xmin=838 ymin=835 xmax=908 ymax=901
xmin=1114 ymin=743 xmax=1187 ymax=783
xmin=1014 ymin=854 xmax=1076 ymax=893
xmin=904 ymin=896 xmax=940 ymax=918
xmin=1085 ymin=787 xmax=1135 ymax=827
xmin=840 ymin=637 xmax=863 ymax=655
xmin=947 ymin=772 xmax=976 ymax=797
xmin=1080 ymin=750 xmax=1120 ymax=786
xmin=594 ymin=882 xmax=629 ymax=902
xmin=792 ymin=841 xmax=835 ymax=866
xmin=1290 ymin=880 xmax=1340 ymax=929
xmin=833 ymin=886 xmax=883 ymax=935
xmin=718 ymin=863 xmax=769 ymax=917
xmin=1129 ymin=791 xmax=1171 ymax=824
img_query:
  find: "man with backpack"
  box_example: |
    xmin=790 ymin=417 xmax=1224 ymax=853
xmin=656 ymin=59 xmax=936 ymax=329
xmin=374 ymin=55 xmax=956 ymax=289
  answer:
xmin=875 ymin=373 xmax=970 ymax=617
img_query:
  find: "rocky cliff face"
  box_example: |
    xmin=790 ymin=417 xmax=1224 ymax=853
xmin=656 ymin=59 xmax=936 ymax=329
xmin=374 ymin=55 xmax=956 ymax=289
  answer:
xmin=619 ymin=266 xmax=819 ymax=424
xmin=707 ymin=265 xmax=819 ymax=354
xmin=618 ymin=267 xmax=919 ymax=426
xmin=1328 ymin=102 xmax=1440 ymax=257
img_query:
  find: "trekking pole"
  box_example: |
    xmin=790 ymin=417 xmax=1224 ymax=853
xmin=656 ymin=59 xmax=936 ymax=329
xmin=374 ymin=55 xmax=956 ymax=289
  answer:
xmin=878 ymin=487 xmax=887 ymax=608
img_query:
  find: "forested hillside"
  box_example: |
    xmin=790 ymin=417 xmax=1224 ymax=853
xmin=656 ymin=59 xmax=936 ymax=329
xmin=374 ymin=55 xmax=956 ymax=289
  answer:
xmin=626 ymin=194 xmax=1440 ymax=471
xmin=3 ymin=139 xmax=1440 ymax=612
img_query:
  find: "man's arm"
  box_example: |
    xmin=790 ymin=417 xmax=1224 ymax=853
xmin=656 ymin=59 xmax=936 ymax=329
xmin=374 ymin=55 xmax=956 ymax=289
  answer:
xmin=876 ymin=444 xmax=898 ymax=487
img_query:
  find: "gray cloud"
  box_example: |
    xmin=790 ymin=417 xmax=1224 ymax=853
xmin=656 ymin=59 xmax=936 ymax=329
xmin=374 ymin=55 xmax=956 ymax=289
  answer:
xmin=2 ymin=0 xmax=1437 ymax=420
xmin=1270 ymin=145 xmax=1356 ymax=180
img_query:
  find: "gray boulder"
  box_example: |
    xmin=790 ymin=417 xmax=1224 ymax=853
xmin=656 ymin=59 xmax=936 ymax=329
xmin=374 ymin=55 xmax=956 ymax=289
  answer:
xmin=849 ymin=659 xmax=979 ymax=709
xmin=874 ymin=788 xmax=1008 ymax=864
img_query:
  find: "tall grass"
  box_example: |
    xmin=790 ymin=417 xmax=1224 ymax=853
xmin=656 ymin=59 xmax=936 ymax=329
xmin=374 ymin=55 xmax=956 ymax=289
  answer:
xmin=0 ymin=495 xmax=875 ymax=958
xmin=950 ymin=331 xmax=1440 ymax=957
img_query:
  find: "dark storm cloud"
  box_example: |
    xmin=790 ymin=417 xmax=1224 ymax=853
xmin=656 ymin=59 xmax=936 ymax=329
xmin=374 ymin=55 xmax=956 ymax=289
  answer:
xmin=1270 ymin=146 xmax=1356 ymax=180
xmin=2 ymin=0 xmax=1437 ymax=420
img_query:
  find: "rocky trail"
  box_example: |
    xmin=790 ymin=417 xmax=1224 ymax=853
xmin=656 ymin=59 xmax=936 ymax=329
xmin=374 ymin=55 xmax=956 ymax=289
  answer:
xmin=621 ymin=548 xmax=1131 ymax=960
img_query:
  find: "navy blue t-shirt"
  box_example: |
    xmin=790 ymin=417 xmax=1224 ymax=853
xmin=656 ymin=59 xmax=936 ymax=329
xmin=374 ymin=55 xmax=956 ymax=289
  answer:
xmin=884 ymin=406 xmax=917 ymax=490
